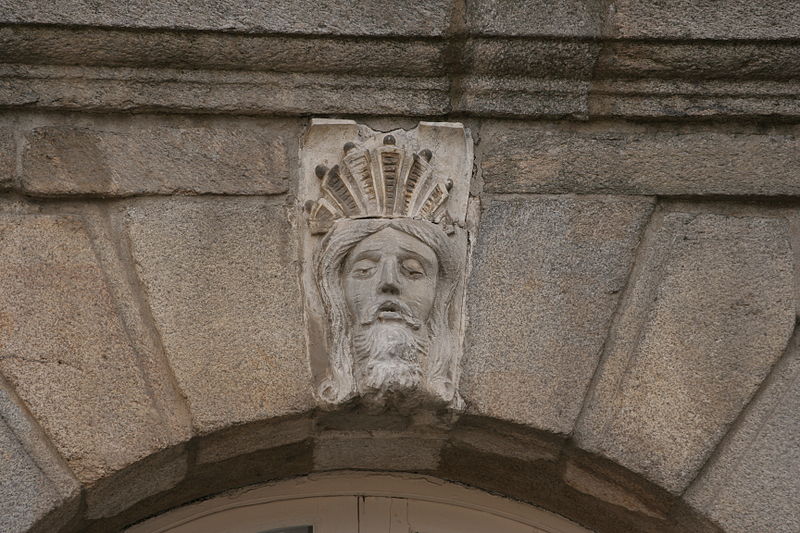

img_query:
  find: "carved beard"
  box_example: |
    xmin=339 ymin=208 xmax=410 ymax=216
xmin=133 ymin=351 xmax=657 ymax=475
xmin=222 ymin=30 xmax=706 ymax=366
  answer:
xmin=352 ymin=321 xmax=429 ymax=409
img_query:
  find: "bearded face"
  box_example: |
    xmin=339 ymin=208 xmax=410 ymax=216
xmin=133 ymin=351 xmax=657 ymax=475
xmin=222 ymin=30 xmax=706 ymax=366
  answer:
xmin=342 ymin=227 xmax=439 ymax=406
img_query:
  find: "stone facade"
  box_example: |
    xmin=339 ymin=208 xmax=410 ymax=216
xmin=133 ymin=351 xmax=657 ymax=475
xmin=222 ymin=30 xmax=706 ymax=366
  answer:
xmin=0 ymin=2 xmax=799 ymax=532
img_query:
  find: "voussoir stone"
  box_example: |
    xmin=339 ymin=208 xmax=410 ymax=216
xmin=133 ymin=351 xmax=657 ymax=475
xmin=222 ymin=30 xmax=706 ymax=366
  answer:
xmin=0 ymin=0 xmax=451 ymax=36
xmin=462 ymin=196 xmax=654 ymax=433
xmin=0 ymin=214 xmax=184 ymax=484
xmin=575 ymin=213 xmax=795 ymax=494
xmin=0 ymin=384 xmax=79 ymax=533
xmin=479 ymin=122 xmax=800 ymax=196
xmin=685 ymin=333 xmax=800 ymax=533
xmin=20 ymin=120 xmax=292 ymax=196
xmin=123 ymin=198 xmax=313 ymax=433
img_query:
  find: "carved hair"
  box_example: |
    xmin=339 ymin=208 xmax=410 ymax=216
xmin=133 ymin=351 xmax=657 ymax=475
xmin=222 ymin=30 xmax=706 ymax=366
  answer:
xmin=314 ymin=217 xmax=462 ymax=407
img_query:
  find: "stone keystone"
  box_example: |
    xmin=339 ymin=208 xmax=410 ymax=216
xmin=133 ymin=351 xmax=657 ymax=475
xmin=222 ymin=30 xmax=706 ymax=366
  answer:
xmin=299 ymin=119 xmax=473 ymax=412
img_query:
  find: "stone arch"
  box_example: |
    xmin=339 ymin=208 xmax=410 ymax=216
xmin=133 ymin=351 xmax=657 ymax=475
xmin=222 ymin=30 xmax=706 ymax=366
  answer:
xmin=1 ymin=2 xmax=800 ymax=533
xmin=22 ymin=410 xmax=720 ymax=532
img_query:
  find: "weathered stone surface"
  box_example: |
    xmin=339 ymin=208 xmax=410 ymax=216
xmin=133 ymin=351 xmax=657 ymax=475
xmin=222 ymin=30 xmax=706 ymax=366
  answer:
xmin=462 ymin=197 xmax=654 ymax=433
xmin=196 ymin=416 xmax=312 ymax=465
xmin=123 ymin=198 xmax=313 ymax=433
xmin=0 ymin=26 xmax=445 ymax=76
xmin=576 ymin=213 xmax=795 ymax=493
xmin=0 ymin=123 xmax=13 ymax=190
xmin=564 ymin=462 xmax=665 ymax=520
xmin=85 ymin=445 xmax=187 ymax=520
xmin=0 ymin=0 xmax=451 ymax=36
xmin=314 ymin=433 xmax=443 ymax=471
xmin=0 ymin=214 xmax=183 ymax=484
xmin=466 ymin=0 xmax=604 ymax=37
xmin=480 ymin=122 xmax=800 ymax=196
xmin=0 ymin=64 xmax=450 ymax=117
xmin=589 ymin=79 xmax=800 ymax=120
xmin=0 ymin=383 xmax=79 ymax=533
xmin=609 ymin=0 xmax=800 ymax=40
xmin=455 ymin=76 xmax=589 ymax=118
xmin=686 ymin=331 xmax=800 ymax=533
xmin=596 ymin=41 xmax=800 ymax=81
xmin=465 ymin=38 xmax=599 ymax=78
xmin=20 ymin=119 xmax=292 ymax=196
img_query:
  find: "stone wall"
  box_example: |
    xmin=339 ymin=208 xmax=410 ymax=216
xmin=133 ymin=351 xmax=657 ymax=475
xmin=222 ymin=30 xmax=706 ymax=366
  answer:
xmin=1 ymin=2 xmax=799 ymax=532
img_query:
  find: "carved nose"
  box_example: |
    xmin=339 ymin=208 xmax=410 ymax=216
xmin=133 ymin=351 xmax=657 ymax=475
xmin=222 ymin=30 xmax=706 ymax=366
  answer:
xmin=378 ymin=261 xmax=400 ymax=295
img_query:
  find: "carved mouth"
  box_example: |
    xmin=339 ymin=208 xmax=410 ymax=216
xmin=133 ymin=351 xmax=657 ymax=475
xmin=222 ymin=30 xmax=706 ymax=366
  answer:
xmin=363 ymin=300 xmax=421 ymax=330
xmin=377 ymin=302 xmax=406 ymax=323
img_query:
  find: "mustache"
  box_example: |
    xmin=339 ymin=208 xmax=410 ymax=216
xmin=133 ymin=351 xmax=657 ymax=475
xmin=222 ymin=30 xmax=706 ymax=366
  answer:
xmin=360 ymin=299 xmax=422 ymax=330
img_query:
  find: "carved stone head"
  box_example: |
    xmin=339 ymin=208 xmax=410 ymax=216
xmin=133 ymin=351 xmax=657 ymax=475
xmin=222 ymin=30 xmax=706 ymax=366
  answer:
xmin=300 ymin=120 xmax=472 ymax=411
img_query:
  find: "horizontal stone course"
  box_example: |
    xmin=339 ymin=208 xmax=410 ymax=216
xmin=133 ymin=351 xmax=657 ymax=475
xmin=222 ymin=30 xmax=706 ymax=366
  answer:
xmin=20 ymin=119 xmax=293 ymax=196
xmin=5 ymin=26 xmax=800 ymax=83
xmin=596 ymin=41 xmax=800 ymax=81
xmin=0 ymin=0 xmax=452 ymax=36
xmin=465 ymin=0 xmax=604 ymax=37
xmin=608 ymin=0 xmax=800 ymax=39
xmin=0 ymin=64 xmax=450 ymax=117
xmin=480 ymin=122 xmax=800 ymax=196
xmin=0 ymin=26 xmax=445 ymax=76
xmin=462 ymin=196 xmax=654 ymax=433
xmin=575 ymin=212 xmax=795 ymax=493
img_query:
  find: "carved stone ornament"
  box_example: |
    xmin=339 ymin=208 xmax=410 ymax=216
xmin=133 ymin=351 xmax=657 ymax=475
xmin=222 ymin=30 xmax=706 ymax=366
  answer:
xmin=299 ymin=119 xmax=473 ymax=411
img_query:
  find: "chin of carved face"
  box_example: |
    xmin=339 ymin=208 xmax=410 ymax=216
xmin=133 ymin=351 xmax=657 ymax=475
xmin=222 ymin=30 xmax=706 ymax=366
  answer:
xmin=352 ymin=322 xmax=428 ymax=405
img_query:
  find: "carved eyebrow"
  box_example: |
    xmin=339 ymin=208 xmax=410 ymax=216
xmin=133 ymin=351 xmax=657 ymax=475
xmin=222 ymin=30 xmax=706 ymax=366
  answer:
xmin=352 ymin=248 xmax=382 ymax=258
xmin=399 ymin=246 xmax=434 ymax=263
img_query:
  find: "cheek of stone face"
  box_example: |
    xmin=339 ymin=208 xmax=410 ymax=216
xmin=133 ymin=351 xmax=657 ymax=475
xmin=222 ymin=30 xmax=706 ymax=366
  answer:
xmin=344 ymin=277 xmax=371 ymax=321
xmin=403 ymin=278 xmax=437 ymax=321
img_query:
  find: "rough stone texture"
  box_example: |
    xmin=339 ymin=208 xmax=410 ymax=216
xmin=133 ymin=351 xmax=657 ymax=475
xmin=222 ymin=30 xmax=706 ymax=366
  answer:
xmin=20 ymin=120 xmax=292 ymax=196
xmin=480 ymin=122 xmax=800 ymax=196
xmin=0 ymin=64 xmax=450 ymax=117
xmin=123 ymin=198 xmax=314 ymax=433
xmin=454 ymin=76 xmax=589 ymax=118
xmin=196 ymin=416 xmax=313 ymax=465
xmin=449 ymin=417 xmax=563 ymax=464
xmin=0 ymin=383 xmax=80 ymax=533
xmin=609 ymin=0 xmax=800 ymax=40
xmin=0 ymin=214 xmax=183 ymax=484
xmin=85 ymin=439 xmax=315 ymax=533
xmin=588 ymin=79 xmax=800 ymax=120
xmin=596 ymin=41 xmax=800 ymax=81
xmin=576 ymin=213 xmax=795 ymax=494
xmin=462 ymin=197 xmax=654 ymax=433
xmin=564 ymin=462 xmax=664 ymax=520
xmin=85 ymin=445 xmax=187 ymax=520
xmin=466 ymin=0 xmax=604 ymax=37
xmin=465 ymin=39 xmax=599 ymax=78
xmin=0 ymin=0 xmax=452 ymax=36
xmin=686 ymin=331 xmax=800 ymax=533
xmin=314 ymin=433 xmax=443 ymax=471
xmin=0 ymin=26 xmax=445 ymax=76
xmin=0 ymin=123 xmax=13 ymax=190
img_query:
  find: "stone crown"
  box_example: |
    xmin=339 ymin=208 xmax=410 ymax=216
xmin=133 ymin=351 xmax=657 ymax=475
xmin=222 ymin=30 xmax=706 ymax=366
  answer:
xmin=308 ymin=134 xmax=452 ymax=234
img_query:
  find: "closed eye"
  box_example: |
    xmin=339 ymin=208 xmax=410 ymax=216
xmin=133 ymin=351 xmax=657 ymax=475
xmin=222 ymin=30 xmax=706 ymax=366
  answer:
xmin=349 ymin=259 xmax=377 ymax=278
xmin=401 ymin=258 xmax=425 ymax=278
